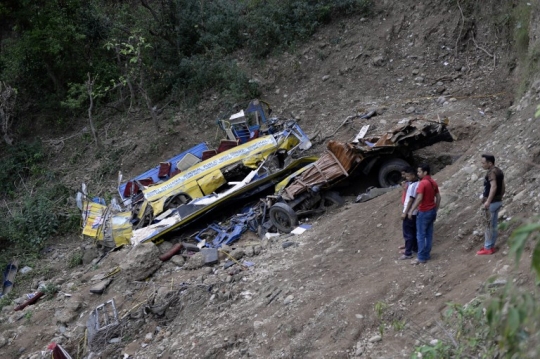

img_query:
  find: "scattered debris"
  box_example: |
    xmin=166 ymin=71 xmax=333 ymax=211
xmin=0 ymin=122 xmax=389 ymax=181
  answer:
xmin=1 ymin=259 xmax=18 ymax=298
xmin=355 ymin=186 xmax=397 ymax=203
xmin=19 ymin=266 xmax=32 ymax=274
xmin=14 ymin=291 xmax=44 ymax=311
xmin=87 ymin=299 xmax=119 ymax=350
xmin=90 ymin=279 xmax=112 ymax=295
xmin=47 ymin=342 xmax=73 ymax=359
xmin=159 ymin=243 xmax=183 ymax=262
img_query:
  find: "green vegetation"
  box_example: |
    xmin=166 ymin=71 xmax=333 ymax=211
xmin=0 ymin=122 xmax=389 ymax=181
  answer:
xmin=0 ymin=140 xmax=78 ymax=250
xmin=374 ymin=300 xmax=387 ymax=319
xmin=509 ymin=2 xmax=540 ymax=97
xmin=68 ymin=251 xmax=84 ymax=268
xmin=41 ymin=283 xmax=59 ymax=297
xmin=0 ymin=0 xmax=374 ymax=138
xmin=0 ymin=182 xmax=79 ymax=249
xmin=412 ymin=278 xmax=540 ymax=358
xmin=24 ymin=309 xmax=33 ymax=323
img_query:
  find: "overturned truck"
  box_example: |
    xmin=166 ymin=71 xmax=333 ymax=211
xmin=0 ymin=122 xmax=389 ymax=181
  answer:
xmin=266 ymin=118 xmax=455 ymax=232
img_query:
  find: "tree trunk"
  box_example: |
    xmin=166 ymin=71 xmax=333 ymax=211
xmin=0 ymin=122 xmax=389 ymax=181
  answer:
xmin=86 ymin=73 xmax=101 ymax=148
xmin=0 ymin=81 xmax=16 ymax=145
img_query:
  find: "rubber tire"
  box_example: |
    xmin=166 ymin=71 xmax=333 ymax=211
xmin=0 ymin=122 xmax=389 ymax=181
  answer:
xmin=269 ymin=202 xmax=299 ymax=233
xmin=378 ymin=158 xmax=410 ymax=188
xmin=322 ymin=191 xmax=345 ymax=209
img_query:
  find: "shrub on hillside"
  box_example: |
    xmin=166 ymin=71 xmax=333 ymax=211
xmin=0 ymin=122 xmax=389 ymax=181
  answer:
xmin=0 ymin=141 xmax=45 ymax=197
xmin=0 ymin=183 xmax=78 ymax=249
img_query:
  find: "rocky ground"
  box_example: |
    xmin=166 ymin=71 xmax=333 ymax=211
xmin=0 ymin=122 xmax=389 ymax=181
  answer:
xmin=2 ymin=1 xmax=540 ymax=358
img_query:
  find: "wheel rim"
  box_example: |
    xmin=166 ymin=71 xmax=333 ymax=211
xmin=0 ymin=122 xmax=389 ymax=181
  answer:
xmin=273 ymin=210 xmax=292 ymax=229
xmin=385 ymin=171 xmax=403 ymax=186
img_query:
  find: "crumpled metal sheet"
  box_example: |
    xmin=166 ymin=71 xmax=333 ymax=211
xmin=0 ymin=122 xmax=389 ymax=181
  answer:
xmin=281 ymin=118 xmax=453 ymax=200
xmin=359 ymin=118 xmax=452 ymax=149
xmin=283 ymin=141 xmax=359 ymax=200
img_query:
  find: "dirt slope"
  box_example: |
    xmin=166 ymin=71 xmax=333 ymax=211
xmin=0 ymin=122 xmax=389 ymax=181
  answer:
xmin=2 ymin=1 xmax=540 ymax=359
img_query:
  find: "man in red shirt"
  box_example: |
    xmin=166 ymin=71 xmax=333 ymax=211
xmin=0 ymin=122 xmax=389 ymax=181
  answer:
xmin=407 ymin=164 xmax=441 ymax=265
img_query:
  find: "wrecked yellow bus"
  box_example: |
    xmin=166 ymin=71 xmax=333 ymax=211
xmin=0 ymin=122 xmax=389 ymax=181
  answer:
xmin=79 ymin=118 xmax=316 ymax=247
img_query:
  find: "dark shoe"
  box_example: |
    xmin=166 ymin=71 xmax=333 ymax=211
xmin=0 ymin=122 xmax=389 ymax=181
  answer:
xmin=477 ymin=247 xmax=495 ymax=255
xmin=398 ymin=254 xmax=412 ymax=260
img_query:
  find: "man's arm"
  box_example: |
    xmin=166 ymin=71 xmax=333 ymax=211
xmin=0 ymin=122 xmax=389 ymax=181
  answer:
xmin=408 ymin=193 xmax=423 ymax=218
xmin=484 ymin=178 xmax=497 ymax=209
xmin=402 ymin=196 xmax=415 ymax=219
xmin=435 ymin=192 xmax=441 ymax=210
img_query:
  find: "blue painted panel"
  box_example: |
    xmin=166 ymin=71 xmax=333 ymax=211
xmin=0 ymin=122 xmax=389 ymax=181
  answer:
xmin=118 ymin=142 xmax=209 ymax=199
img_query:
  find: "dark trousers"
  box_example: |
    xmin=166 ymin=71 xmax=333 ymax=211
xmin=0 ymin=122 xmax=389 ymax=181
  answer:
xmin=403 ymin=215 xmax=418 ymax=256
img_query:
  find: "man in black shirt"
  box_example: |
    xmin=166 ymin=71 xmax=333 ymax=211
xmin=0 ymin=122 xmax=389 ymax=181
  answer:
xmin=477 ymin=154 xmax=505 ymax=255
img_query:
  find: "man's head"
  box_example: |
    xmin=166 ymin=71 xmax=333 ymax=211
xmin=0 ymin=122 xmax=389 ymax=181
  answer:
xmin=417 ymin=164 xmax=430 ymax=179
xmin=404 ymin=166 xmax=417 ymax=181
xmin=401 ymin=168 xmax=407 ymax=180
xmin=481 ymin=153 xmax=495 ymax=170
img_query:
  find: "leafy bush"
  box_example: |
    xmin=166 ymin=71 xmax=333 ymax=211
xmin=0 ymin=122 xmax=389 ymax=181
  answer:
xmin=0 ymin=141 xmax=45 ymax=197
xmin=1 ymin=0 xmax=375 ymax=127
xmin=68 ymin=251 xmax=84 ymax=268
xmin=412 ymin=215 xmax=540 ymax=359
xmin=0 ymin=183 xmax=78 ymax=249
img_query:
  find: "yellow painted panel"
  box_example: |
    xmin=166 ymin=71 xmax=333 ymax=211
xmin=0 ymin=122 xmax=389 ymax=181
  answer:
xmin=111 ymin=211 xmax=132 ymax=246
xmin=142 ymin=135 xmax=278 ymax=203
xmin=82 ymin=201 xmax=106 ymax=240
xmin=197 ymin=169 xmax=226 ymax=195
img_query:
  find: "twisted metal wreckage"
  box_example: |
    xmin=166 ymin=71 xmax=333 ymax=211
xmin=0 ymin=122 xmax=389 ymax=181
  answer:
xmin=78 ymin=101 xmax=455 ymax=250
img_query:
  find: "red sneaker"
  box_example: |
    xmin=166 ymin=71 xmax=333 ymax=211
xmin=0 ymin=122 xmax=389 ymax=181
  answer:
xmin=477 ymin=248 xmax=495 ymax=255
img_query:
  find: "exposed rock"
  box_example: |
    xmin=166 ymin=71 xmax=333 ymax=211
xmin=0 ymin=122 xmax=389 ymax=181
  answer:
xmin=89 ymin=279 xmax=112 ymax=295
xmin=145 ymin=332 xmax=153 ymax=342
xmin=20 ymin=266 xmax=33 ymax=274
xmin=244 ymin=246 xmax=255 ymax=257
xmin=253 ymin=245 xmax=262 ymax=255
xmin=283 ymin=295 xmax=294 ymax=305
xmin=488 ymin=279 xmax=507 ymax=288
xmin=282 ymin=241 xmax=298 ymax=249
xmin=55 ymin=305 xmax=79 ymax=324
xmin=230 ymin=249 xmax=245 ymax=260
xmin=372 ymin=55 xmax=386 ymax=67
xmin=82 ymin=248 xmax=99 ymax=265
xmin=120 ymin=243 xmax=162 ymax=281
xmin=170 ymin=255 xmax=185 ymax=267
xmin=184 ymin=252 xmax=205 ymax=270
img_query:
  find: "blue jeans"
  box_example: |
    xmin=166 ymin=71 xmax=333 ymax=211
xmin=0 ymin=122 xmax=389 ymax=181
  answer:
xmin=416 ymin=208 xmax=437 ymax=261
xmin=484 ymin=202 xmax=503 ymax=250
